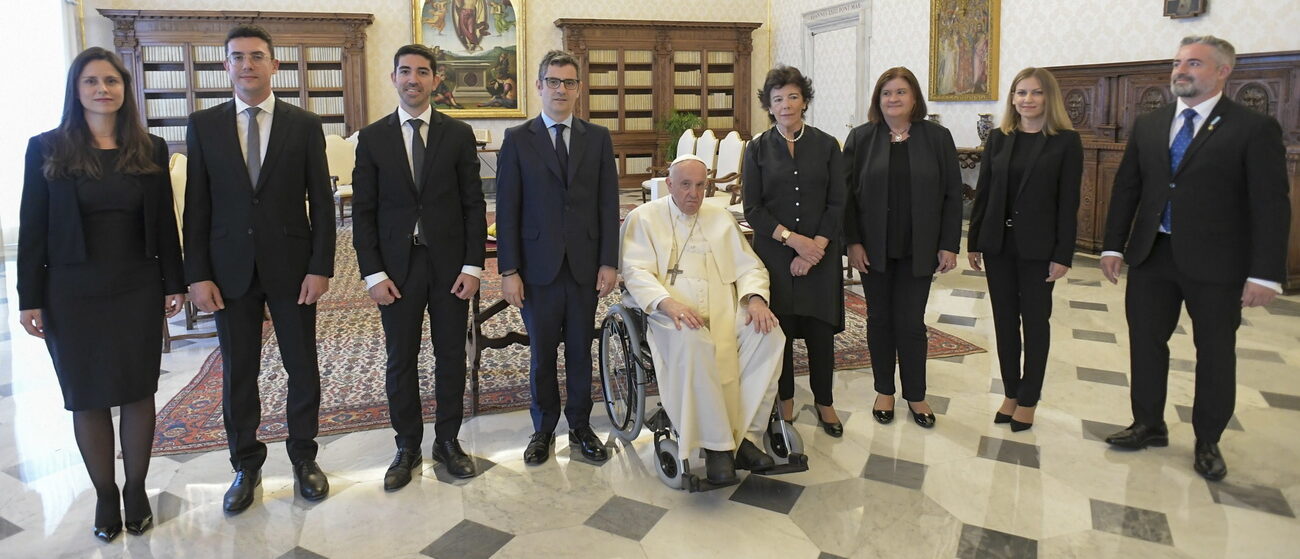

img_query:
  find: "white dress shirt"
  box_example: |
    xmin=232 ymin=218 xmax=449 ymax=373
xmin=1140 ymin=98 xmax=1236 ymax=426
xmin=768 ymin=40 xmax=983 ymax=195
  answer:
xmin=234 ymin=93 xmax=275 ymax=166
xmin=539 ymin=111 xmax=573 ymax=152
xmin=364 ymin=105 xmax=482 ymax=289
xmin=1100 ymin=91 xmax=1280 ymax=293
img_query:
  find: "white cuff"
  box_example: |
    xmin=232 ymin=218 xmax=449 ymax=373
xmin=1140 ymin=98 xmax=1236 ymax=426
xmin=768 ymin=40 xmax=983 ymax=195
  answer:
xmin=1100 ymin=251 xmax=1123 ymax=259
xmin=1247 ymin=277 xmax=1283 ymax=294
xmin=461 ymin=265 xmax=482 ymax=279
xmin=364 ymin=271 xmax=390 ymax=290
xmin=649 ymin=294 xmax=670 ymax=314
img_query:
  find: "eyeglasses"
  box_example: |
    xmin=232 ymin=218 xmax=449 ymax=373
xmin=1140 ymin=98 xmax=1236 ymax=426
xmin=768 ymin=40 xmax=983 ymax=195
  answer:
xmin=543 ymin=77 xmax=581 ymax=90
xmin=227 ymin=52 xmax=271 ymax=65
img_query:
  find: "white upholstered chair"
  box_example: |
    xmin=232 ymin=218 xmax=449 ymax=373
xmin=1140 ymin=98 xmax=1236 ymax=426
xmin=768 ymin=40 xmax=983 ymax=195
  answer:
xmin=324 ymin=134 xmax=357 ymax=225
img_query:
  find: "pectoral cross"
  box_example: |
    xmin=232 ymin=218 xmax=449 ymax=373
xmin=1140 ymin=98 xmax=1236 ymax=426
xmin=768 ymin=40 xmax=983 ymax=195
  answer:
xmin=666 ymin=266 xmax=683 ymax=285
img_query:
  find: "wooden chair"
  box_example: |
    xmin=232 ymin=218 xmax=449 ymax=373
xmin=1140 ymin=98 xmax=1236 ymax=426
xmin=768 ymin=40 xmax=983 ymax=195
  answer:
xmin=162 ymin=152 xmax=220 ymax=352
xmin=324 ymin=134 xmax=356 ymax=225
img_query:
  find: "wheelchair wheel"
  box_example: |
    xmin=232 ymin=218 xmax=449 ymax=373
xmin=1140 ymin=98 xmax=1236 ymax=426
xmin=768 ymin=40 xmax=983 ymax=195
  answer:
xmin=764 ymin=417 xmax=804 ymax=462
xmin=599 ymin=312 xmax=645 ymax=442
xmin=654 ymin=439 xmax=685 ymax=490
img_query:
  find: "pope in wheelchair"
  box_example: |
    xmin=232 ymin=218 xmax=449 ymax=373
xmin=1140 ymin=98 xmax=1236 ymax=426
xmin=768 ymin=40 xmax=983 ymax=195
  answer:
xmin=600 ymin=155 xmax=808 ymax=491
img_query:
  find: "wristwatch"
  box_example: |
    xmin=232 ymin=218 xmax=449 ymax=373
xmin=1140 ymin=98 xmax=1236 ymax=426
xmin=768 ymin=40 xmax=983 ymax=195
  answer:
xmin=780 ymin=229 xmax=792 ymax=245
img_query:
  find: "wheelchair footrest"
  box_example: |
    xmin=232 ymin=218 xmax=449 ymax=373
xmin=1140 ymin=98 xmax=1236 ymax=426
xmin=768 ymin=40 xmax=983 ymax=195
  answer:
xmin=753 ymin=453 xmax=809 ymax=476
xmin=684 ymin=473 xmax=741 ymax=493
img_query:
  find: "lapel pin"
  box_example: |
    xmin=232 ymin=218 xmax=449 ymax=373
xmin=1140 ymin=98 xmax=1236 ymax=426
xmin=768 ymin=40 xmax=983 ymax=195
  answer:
xmin=1207 ymin=115 xmax=1222 ymax=131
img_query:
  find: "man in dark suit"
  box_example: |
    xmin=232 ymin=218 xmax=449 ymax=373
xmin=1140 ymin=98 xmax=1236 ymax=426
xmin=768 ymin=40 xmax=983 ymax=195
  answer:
xmin=185 ymin=25 xmax=335 ymax=511
xmin=1101 ymin=36 xmax=1290 ymax=481
xmin=351 ymin=44 xmax=486 ymax=489
xmin=495 ymin=50 xmax=619 ymax=465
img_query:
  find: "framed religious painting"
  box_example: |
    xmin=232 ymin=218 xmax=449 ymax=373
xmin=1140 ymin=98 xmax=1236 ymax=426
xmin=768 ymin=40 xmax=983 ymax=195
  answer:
xmin=1164 ymin=0 xmax=1206 ymax=19
xmin=412 ymin=0 xmax=526 ymax=118
xmin=929 ymin=0 xmax=1000 ymax=101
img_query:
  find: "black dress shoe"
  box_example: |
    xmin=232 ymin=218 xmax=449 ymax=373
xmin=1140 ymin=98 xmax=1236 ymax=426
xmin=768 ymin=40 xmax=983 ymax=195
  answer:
xmin=908 ymin=402 xmax=936 ymax=429
xmin=1009 ymin=419 xmax=1033 ymax=432
xmin=93 ymin=491 xmax=122 ymax=542
xmin=703 ymin=449 xmax=738 ymax=484
xmin=1194 ymin=440 xmax=1227 ymax=481
xmin=815 ymin=404 xmax=844 ymax=437
xmin=432 ymin=440 xmax=477 ymax=478
xmin=293 ymin=460 xmax=330 ymax=501
xmin=994 ymin=412 xmax=1013 ymax=424
xmin=123 ymin=487 xmax=151 ymax=535
xmin=524 ymin=432 xmax=554 ymax=465
xmin=1104 ymin=423 xmax=1169 ymax=450
xmin=383 ymin=448 xmax=423 ymax=491
xmin=734 ymin=439 xmax=776 ymax=472
xmin=873 ymin=409 xmax=895 ymax=424
xmin=569 ymin=425 xmax=609 ymax=462
xmin=223 ymin=468 xmax=261 ymax=513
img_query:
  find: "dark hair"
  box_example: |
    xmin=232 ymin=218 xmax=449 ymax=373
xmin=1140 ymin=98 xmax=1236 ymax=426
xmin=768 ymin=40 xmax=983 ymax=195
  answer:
xmin=536 ymin=49 xmax=579 ymax=82
xmin=43 ymin=47 xmax=159 ymax=180
xmin=757 ymin=65 xmax=814 ymax=123
xmin=226 ymin=24 xmax=274 ymax=55
xmin=867 ymin=66 xmax=927 ymax=124
xmin=393 ymin=44 xmax=438 ymax=71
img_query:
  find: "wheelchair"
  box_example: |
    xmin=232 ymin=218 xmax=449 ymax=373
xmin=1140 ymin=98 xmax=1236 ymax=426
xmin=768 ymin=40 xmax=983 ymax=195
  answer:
xmin=598 ymin=298 xmax=809 ymax=492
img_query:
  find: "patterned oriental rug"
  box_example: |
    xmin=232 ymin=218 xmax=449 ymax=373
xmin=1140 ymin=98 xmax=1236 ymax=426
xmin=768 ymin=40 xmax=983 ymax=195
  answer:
xmin=152 ymin=227 xmax=985 ymax=456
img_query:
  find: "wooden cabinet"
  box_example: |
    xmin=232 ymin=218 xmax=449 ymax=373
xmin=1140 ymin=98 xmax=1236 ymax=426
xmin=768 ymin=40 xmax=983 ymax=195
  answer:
xmin=556 ymin=19 xmax=761 ymax=189
xmin=98 ymin=10 xmax=373 ymax=153
xmin=1049 ymin=51 xmax=1300 ymax=289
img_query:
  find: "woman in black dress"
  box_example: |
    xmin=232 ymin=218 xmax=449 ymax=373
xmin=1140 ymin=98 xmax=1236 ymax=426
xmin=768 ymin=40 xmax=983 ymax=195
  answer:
xmin=968 ymin=67 xmax=1082 ymax=431
xmin=17 ymin=47 xmax=185 ymax=541
xmin=743 ymin=65 xmax=847 ymax=436
xmin=844 ymin=67 xmax=962 ymax=428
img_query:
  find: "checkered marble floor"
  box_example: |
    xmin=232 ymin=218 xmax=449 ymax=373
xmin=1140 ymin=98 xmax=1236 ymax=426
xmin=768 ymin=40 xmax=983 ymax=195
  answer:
xmin=2 ymin=216 xmax=1299 ymax=558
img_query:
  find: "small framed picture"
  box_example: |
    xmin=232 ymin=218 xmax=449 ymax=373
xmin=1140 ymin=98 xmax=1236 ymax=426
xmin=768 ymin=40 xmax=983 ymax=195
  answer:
xmin=1165 ymin=0 xmax=1206 ymax=19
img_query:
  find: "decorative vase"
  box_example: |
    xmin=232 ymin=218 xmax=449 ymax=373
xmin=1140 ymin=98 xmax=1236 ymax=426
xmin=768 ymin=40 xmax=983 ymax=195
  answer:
xmin=926 ymin=113 xmax=942 ymax=125
xmin=977 ymin=113 xmax=994 ymax=144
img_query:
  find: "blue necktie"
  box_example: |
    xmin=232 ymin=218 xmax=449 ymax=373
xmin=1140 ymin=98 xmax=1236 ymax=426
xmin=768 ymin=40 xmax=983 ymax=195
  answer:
xmin=1162 ymin=108 xmax=1197 ymax=233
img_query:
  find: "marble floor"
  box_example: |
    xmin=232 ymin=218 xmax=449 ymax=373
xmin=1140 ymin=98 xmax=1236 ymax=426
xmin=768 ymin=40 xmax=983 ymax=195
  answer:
xmin=1 ymin=216 xmax=1299 ymax=558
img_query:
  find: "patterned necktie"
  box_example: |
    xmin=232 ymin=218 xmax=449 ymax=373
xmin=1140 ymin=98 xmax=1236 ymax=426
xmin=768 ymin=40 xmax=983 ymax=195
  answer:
xmin=245 ymin=107 xmax=261 ymax=187
xmin=1162 ymin=108 xmax=1198 ymax=233
xmin=552 ymin=123 xmax=569 ymax=177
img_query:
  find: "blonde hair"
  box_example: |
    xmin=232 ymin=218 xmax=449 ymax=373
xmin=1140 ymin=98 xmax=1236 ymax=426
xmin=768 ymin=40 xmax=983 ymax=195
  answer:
xmin=998 ymin=67 xmax=1073 ymax=135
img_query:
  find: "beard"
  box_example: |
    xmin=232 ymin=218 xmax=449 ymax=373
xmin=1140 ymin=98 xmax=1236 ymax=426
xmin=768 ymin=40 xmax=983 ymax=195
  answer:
xmin=1170 ymin=76 xmax=1200 ymax=97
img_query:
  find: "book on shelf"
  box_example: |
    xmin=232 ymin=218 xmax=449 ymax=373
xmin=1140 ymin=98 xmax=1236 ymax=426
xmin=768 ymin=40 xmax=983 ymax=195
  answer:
xmin=707 ymin=72 xmax=734 ymax=87
xmin=307 ymin=69 xmax=344 ymax=88
xmin=147 ymin=125 xmax=187 ymax=143
xmin=624 ymin=50 xmax=653 ymax=64
xmin=196 ymin=97 xmax=228 ymax=110
xmin=142 ymin=45 xmax=184 ymax=63
xmin=307 ymin=96 xmax=345 ymax=115
xmin=273 ymin=46 xmax=299 ymax=62
xmin=706 ymin=51 xmax=735 ymax=64
xmin=588 ymin=71 xmax=617 ymax=87
xmin=707 ymin=92 xmax=734 ymax=110
xmin=624 ymin=94 xmax=653 ymax=111
xmin=707 ymin=116 xmax=733 ymax=129
xmin=589 ymin=49 xmax=617 ymax=64
xmin=674 ymin=70 xmax=702 ymax=87
xmin=589 ymin=117 xmax=619 ymax=131
xmin=623 ymin=70 xmax=652 ymax=87
xmin=305 ymin=47 xmax=343 ymax=63
xmin=279 ymin=96 xmax=302 ymax=108
xmin=625 ymin=155 xmax=653 ymax=175
xmin=145 ymin=98 xmax=188 ymax=119
xmin=624 ymin=117 xmax=653 ymax=131
xmin=144 ymin=70 xmax=187 ymax=90
xmin=192 ymin=45 xmax=226 ymax=63
xmin=322 ymin=122 xmax=348 ymax=137
xmin=195 ymin=70 xmax=228 ymax=89
xmin=270 ymin=72 xmax=300 ymax=89
xmin=673 ymin=51 xmax=701 ymax=64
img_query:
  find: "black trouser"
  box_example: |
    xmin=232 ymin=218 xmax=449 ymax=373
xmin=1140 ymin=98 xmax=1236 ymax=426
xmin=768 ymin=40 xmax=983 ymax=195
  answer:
xmin=379 ymin=246 xmax=469 ymax=449
xmin=216 ymin=270 xmax=320 ymax=470
xmin=983 ymin=228 xmax=1056 ymax=407
xmin=520 ymin=258 xmax=597 ymax=433
xmin=1126 ymin=234 xmax=1240 ymax=443
xmin=777 ymin=314 xmax=837 ymax=406
xmin=862 ymin=257 xmax=933 ymax=402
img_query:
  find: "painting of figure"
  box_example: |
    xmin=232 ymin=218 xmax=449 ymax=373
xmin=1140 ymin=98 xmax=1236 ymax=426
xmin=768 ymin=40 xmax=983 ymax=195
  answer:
xmin=414 ymin=0 xmax=526 ymax=117
xmin=1164 ymin=0 xmax=1206 ymax=18
xmin=929 ymin=0 xmax=1000 ymax=101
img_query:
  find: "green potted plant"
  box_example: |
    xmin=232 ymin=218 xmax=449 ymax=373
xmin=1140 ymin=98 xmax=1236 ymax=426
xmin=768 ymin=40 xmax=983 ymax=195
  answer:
xmin=661 ymin=110 xmax=704 ymax=160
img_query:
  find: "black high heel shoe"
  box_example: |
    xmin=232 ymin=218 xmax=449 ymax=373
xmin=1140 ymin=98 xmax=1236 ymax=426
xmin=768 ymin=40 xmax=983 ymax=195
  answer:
xmin=994 ymin=412 xmax=1013 ymax=424
xmin=124 ymin=487 xmax=152 ymax=535
xmin=815 ymin=404 xmax=844 ymax=437
xmin=907 ymin=402 xmax=936 ymax=429
xmin=93 ymin=490 xmax=122 ymax=542
xmin=1009 ymin=406 xmax=1035 ymax=432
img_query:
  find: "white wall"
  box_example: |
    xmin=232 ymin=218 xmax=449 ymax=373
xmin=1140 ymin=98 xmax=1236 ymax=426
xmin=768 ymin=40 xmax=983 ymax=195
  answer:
xmin=773 ymin=0 xmax=1300 ymax=147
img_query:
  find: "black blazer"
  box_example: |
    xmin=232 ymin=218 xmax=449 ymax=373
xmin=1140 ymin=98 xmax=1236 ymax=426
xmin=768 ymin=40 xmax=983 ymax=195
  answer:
xmin=968 ymin=128 xmax=1083 ymax=265
xmin=1103 ymin=97 xmax=1290 ymax=284
xmin=351 ymin=109 xmax=487 ymax=288
xmin=183 ymin=99 xmax=336 ymax=298
xmin=18 ymin=133 xmax=185 ymax=310
xmin=844 ymin=119 xmax=963 ymax=277
xmin=494 ymin=116 xmax=619 ymax=285
xmin=743 ymin=126 xmax=847 ymax=330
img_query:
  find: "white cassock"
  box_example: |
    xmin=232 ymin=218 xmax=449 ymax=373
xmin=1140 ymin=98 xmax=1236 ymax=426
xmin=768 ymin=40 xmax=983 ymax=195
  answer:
xmin=620 ymin=196 xmax=785 ymax=460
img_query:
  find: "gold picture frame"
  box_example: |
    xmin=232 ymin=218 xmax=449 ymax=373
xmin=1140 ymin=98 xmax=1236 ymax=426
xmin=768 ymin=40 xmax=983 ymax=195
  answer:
xmin=412 ymin=0 xmax=526 ymax=118
xmin=1164 ymin=0 xmax=1206 ymax=19
xmin=929 ymin=0 xmax=1000 ymax=101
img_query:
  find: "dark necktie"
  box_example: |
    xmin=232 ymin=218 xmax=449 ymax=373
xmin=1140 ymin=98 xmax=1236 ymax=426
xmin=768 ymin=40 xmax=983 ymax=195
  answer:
xmin=1163 ymin=108 xmax=1197 ymax=233
xmin=409 ymin=119 xmax=425 ymax=190
xmin=245 ymin=107 xmax=261 ymax=187
xmin=552 ymin=123 xmax=569 ymax=177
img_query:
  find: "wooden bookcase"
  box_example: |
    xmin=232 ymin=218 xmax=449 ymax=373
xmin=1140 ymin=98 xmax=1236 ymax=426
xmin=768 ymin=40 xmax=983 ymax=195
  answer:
xmin=98 ymin=10 xmax=373 ymax=153
xmin=556 ymin=19 xmax=761 ymax=189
